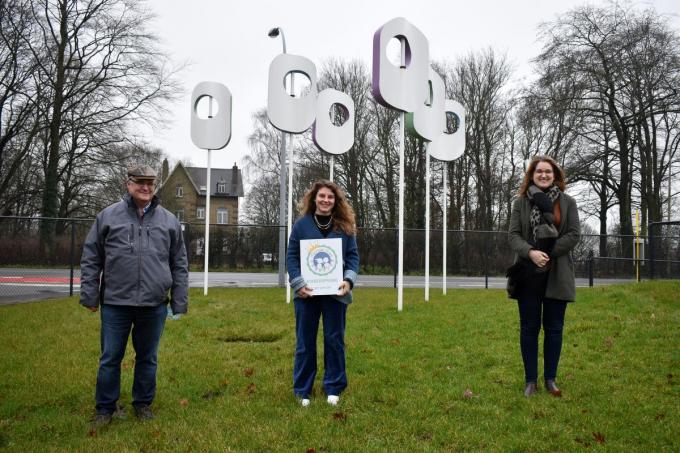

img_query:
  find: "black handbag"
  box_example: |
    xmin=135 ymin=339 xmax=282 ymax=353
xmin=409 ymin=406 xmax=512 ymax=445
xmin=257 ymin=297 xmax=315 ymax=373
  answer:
xmin=506 ymin=259 xmax=534 ymax=299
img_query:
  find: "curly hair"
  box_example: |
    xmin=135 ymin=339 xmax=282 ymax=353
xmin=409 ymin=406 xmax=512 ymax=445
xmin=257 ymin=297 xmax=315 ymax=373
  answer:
xmin=518 ymin=155 xmax=567 ymax=197
xmin=297 ymin=180 xmax=356 ymax=235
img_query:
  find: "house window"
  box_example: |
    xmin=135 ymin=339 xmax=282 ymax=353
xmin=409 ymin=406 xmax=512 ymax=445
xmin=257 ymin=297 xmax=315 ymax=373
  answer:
xmin=176 ymin=185 xmax=183 ymax=197
xmin=216 ymin=208 xmax=228 ymax=224
xmin=175 ymin=210 xmax=184 ymax=221
xmin=217 ymin=182 xmax=226 ymax=193
xmin=196 ymin=207 xmax=205 ymax=219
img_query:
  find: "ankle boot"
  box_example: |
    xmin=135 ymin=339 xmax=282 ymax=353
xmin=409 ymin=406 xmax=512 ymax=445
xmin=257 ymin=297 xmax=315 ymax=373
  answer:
xmin=524 ymin=382 xmax=537 ymax=397
xmin=545 ymin=379 xmax=562 ymax=397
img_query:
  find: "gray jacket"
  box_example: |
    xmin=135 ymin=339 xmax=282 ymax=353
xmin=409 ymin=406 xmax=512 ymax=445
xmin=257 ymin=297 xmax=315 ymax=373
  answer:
xmin=80 ymin=195 xmax=188 ymax=314
xmin=508 ymin=192 xmax=580 ymax=302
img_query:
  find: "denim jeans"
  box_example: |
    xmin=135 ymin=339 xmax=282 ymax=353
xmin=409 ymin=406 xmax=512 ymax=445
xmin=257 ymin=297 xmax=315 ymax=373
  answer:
xmin=517 ymin=275 xmax=568 ymax=383
xmin=293 ymin=296 xmax=348 ymax=398
xmin=95 ymin=303 xmax=167 ymax=414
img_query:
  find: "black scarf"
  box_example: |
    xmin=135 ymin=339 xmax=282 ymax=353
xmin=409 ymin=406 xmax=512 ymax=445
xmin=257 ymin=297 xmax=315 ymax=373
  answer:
xmin=528 ymin=184 xmax=560 ymax=243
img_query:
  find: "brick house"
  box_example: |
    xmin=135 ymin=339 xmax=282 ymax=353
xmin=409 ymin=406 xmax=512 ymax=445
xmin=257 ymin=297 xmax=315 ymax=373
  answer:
xmin=158 ymin=162 xmax=243 ymax=225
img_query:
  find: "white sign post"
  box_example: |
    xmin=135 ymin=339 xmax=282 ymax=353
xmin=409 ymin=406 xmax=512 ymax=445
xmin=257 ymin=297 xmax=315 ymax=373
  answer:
xmin=406 ymin=67 xmax=446 ymax=301
xmin=267 ymin=53 xmax=318 ymax=303
xmin=429 ymin=100 xmax=466 ymax=294
xmin=372 ymin=17 xmax=429 ymax=312
xmin=190 ymin=82 xmax=232 ymax=296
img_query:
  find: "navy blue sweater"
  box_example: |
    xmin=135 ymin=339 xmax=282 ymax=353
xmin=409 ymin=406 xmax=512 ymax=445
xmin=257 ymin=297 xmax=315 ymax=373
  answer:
xmin=286 ymin=214 xmax=359 ymax=304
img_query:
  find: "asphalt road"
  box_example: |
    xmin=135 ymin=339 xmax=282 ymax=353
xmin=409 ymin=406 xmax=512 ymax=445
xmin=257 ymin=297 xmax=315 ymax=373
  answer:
xmin=0 ymin=268 xmax=636 ymax=305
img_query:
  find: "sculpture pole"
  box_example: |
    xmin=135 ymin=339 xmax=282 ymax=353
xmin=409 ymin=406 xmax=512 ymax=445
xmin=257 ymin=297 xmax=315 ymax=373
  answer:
xmin=425 ymin=144 xmax=430 ymax=301
xmin=442 ymin=163 xmax=447 ymax=295
xmin=204 ymin=145 xmax=211 ymax=295
xmin=329 ymin=155 xmax=334 ymax=181
xmin=286 ymin=135 xmax=294 ymax=304
xmin=397 ymin=111 xmax=405 ymax=311
xmin=190 ymin=82 xmax=232 ymax=297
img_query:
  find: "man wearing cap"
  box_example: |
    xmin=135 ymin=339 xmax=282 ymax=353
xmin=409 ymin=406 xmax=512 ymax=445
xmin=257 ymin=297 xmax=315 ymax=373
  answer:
xmin=80 ymin=164 xmax=188 ymax=426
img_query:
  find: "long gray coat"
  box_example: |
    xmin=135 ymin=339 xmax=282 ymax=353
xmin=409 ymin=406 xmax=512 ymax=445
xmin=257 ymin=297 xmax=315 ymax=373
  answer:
xmin=508 ymin=192 xmax=580 ymax=302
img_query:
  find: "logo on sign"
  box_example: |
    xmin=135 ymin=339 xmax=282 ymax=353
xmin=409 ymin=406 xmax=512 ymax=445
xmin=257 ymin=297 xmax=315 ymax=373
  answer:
xmin=305 ymin=243 xmax=338 ymax=276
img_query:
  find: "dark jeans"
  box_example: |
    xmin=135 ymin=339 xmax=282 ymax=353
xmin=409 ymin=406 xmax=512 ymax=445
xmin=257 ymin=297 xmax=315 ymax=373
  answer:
xmin=293 ymin=296 xmax=348 ymax=398
xmin=95 ymin=303 xmax=167 ymax=414
xmin=517 ymin=276 xmax=568 ymax=383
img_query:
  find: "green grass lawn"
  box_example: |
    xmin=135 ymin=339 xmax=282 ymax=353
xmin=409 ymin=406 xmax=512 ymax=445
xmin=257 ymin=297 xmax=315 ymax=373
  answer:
xmin=0 ymin=282 xmax=678 ymax=452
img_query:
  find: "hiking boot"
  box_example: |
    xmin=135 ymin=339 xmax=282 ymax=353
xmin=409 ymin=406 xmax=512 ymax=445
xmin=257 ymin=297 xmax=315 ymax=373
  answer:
xmin=113 ymin=404 xmax=127 ymax=420
xmin=90 ymin=412 xmax=112 ymax=428
xmin=134 ymin=404 xmax=154 ymax=420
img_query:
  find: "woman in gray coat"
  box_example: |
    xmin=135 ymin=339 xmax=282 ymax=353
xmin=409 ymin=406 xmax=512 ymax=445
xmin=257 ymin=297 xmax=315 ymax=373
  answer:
xmin=509 ymin=156 xmax=580 ymax=397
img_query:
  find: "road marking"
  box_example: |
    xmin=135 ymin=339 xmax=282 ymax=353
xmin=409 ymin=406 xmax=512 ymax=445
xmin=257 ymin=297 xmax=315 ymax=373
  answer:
xmin=0 ymin=277 xmax=80 ymax=284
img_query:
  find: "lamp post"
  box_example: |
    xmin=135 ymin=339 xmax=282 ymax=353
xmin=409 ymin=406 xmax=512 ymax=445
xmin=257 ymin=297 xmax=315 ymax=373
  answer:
xmin=268 ymin=27 xmax=288 ymax=288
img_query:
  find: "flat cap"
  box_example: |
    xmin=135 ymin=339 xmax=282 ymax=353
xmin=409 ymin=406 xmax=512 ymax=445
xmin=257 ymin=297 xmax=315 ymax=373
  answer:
xmin=127 ymin=165 xmax=157 ymax=180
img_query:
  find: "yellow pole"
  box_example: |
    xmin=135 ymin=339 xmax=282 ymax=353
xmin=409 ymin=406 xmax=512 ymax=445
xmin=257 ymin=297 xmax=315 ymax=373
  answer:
xmin=635 ymin=210 xmax=640 ymax=282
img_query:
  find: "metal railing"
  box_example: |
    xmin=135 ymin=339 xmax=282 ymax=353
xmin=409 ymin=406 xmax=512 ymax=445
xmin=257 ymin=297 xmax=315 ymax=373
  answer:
xmin=1 ymin=216 xmax=678 ymax=303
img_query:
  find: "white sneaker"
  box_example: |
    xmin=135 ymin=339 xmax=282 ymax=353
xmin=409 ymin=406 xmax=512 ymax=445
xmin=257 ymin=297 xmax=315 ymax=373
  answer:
xmin=327 ymin=395 xmax=340 ymax=406
xmin=300 ymin=398 xmax=311 ymax=407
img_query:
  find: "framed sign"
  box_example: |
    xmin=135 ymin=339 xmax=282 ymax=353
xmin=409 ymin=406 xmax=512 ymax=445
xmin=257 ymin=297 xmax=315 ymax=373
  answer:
xmin=300 ymin=238 xmax=343 ymax=296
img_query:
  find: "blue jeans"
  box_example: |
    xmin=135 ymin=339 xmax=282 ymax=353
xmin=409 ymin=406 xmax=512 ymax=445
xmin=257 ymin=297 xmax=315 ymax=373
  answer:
xmin=293 ymin=296 xmax=347 ymax=398
xmin=95 ymin=303 xmax=167 ymax=414
xmin=517 ymin=276 xmax=568 ymax=383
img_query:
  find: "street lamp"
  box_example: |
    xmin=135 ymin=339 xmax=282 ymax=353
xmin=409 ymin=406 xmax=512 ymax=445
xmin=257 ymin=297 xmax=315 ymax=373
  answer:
xmin=269 ymin=26 xmax=288 ymax=288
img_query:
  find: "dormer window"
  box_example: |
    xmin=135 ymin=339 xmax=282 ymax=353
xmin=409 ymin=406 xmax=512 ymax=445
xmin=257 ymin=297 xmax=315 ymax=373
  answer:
xmin=217 ymin=182 xmax=226 ymax=194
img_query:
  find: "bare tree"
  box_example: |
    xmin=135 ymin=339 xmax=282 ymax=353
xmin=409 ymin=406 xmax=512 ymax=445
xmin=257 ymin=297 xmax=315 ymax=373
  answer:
xmin=0 ymin=0 xmax=42 ymax=214
xmin=19 ymin=0 xmax=180 ymax=248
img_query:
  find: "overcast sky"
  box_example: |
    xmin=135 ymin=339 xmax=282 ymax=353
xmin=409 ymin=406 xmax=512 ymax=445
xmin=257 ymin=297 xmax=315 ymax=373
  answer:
xmin=144 ymin=0 xmax=679 ymax=171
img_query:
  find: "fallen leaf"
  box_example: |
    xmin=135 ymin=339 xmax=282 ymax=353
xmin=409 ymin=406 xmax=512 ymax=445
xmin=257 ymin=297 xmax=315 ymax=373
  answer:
xmin=332 ymin=412 xmax=347 ymax=421
xmin=462 ymin=389 xmax=474 ymax=399
xmin=306 ymin=449 xmax=316 ymax=453
xmin=179 ymin=399 xmax=189 ymax=407
xmin=219 ymin=378 xmax=230 ymax=387
xmin=592 ymin=432 xmax=605 ymax=444
xmin=574 ymin=437 xmax=590 ymax=447
xmin=604 ymin=337 xmax=613 ymax=348
xmin=655 ymin=413 xmax=665 ymax=421
xmin=244 ymin=367 xmax=254 ymax=377
xmin=246 ymin=383 xmax=256 ymax=395
xmin=390 ymin=339 xmax=400 ymax=346
xmin=87 ymin=428 xmax=97 ymax=438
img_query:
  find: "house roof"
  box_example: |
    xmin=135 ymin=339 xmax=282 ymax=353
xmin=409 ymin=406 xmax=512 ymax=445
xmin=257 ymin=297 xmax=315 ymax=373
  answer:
xmin=184 ymin=166 xmax=244 ymax=197
xmin=163 ymin=162 xmax=244 ymax=197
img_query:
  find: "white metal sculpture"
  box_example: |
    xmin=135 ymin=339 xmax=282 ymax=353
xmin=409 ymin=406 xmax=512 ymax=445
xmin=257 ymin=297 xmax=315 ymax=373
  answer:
xmin=428 ymin=100 xmax=466 ymax=161
xmin=266 ymin=53 xmax=320 ymax=304
xmin=428 ymin=99 xmax=466 ymax=295
xmin=190 ymin=82 xmax=232 ymax=296
xmin=267 ymin=53 xmax=318 ymax=133
xmin=372 ymin=17 xmax=429 ymax=312
xmin=405 ymin=67 xmax=446 ymax=302
xmin=313 ymin=89 xmax=354 ymax=155
xmin=191 ymin=82 xmax=232 ymax=150
xmin=405 ymin=67 xmax=446 ymax=142
xmin=312 ymin=88 xmax=355 ymax=180
xmin=372 ymin=17 xmax=430 ymax=113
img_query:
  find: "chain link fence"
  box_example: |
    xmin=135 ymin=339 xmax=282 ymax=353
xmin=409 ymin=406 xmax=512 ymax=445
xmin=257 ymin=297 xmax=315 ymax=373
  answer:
xmin=1 ymin=216 xmax=678 ymax=303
